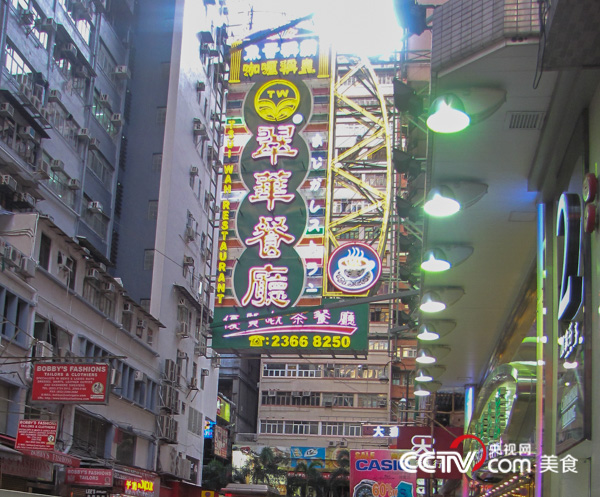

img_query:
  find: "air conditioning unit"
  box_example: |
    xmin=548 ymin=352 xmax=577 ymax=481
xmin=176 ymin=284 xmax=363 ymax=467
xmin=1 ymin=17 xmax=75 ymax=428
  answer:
xmin=36 ymin=17 xmax=57 ymax=32
xmin=189 ymin=377 xmax=198 ymax=389
xmin=0 ymin=175 xmax=18 ymax=192
xmin=137 ymin=319 xmax=147 ymax=329
xmin=292 ymin=391 xmax=301 ymax=397
xmin=50 ymin=159 xmax=64 ymax=171
xmin=378 ymin=400 xmax=387 ymax=408
xmin=178 ymin=458 xmax=192 ymax=480
xmin=193 ymin=120 xmax=207 ymax=137
xmin=110 ymin=113 xmax=122 ymax=126
xmin=134 ymin=370 xmax=146 ymax=382
xmin=0 ymin=102 xmax=14 ymax=118
xmin=12 ymin=192 xmax=36 ymax=208
xmin=48 ymin=89 xmax=62 ymax=103
xmin=40 ymin=108 xmax=51 ymax=122
xmin=88 ymin=201 xmax=103 ymax=213
xmin=339 ymin=440 xmax=348 ymax=448
xmin=123 ymin=302 xmax=133 ymax=313
xmin=190 ymin=166 xmax=199 ymax=176
xmin=102 ymin=282 xmax=115 ymax=293
xmin=18 ymin=257 xmax=36 ymax=278
xmin=182 ymin=255 xmax=194 ymax=266
xmin=77 ymin=128 xmax=91 ymax=141
xmin=113 ymin=65 xmax=130 ymax=79
xmin=35 ymin=340 xmax=54 ymax=358
xmin=177 ymin=350 xmax=186 ymax=360
xmin=36 ymin=159 xmax=51 ymax=179
xmin=328 ymin=441 xmax=337 ymax=447
xmin=324 ymin=401 xmax=333 ymax=407
xmin=267 ymin=390 xmax=276 ymax=397
xmin=30 ymin=96 xmax=42 ymax=113
xmin=18 ymin=126 xmax=36 ymax=140
xmin=177 ymin=322 xmax=189 ymax=338
xmin=18 ymin=7 xmax=34 ymax=25
xmin=99 ymin=93 xmax=110 ymax=105
xmin=62 ymin=43 xmax=78 ymax=59
xmin=86 ymin=268 xmax=100 ymax=279
xmin=194 ymin=343 xmax=206 ymax=356
xmin=302 ymin=391 xmax=311 ymax=397
xmin=68 ymin=178 xmax=81 ymax=190
xmin=110 ymin=368 xmax=122 ymax=387
xmin=4 ymin=245 xmax=21 ymax=267
xmin=184 ymin=226 xmax=195 ymax=241
xmin=88 ymin=138 xmax=100 ymax=150
xmin=20 ymin=84 xmax=33 ymax=101
xmin=196 ymin=81 xmax=205 ymax=92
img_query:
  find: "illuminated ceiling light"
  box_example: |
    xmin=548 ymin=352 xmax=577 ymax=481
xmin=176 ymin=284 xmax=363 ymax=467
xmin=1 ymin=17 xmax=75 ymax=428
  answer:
xmin=416 ymin=323 xmax=440 ymax=341
xmin=419 ymin=287 xmax=464 ymax=314
xmin=424 ymin=187 xmax=460 ymax=217
xmin=424 ymin=182 xmax=488 ymax=217
xmin=421 ymin=245 xmax=474 ymax=272
xmin=563 ymin=360 xmax=578 ymax=369
xmin=414 ymin=384 xmax=432 ymax=396
xmin=421 ymin=249 xmax=451 ymax=272
xmin=427 ymin=93 xmax=470 ymax=133
xmin=416 ymin=348 xmax=436 ymax=364
xmin=414 ymin=368 xmax=433 ymax=382
xmin=427 ymin=88 xmax=506 ymax=134
xmin=420 ymin=292 xmax=446 ymax=313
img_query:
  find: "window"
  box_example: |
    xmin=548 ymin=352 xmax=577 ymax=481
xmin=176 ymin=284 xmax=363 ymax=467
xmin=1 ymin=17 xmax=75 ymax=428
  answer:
xmin=83 ymin=279 xmax=115 ymax=319
xmin=403 ymin=347 xmax=417 ymax=358
xmin=369 ymin=339 xmax=389 ymax=351
xmin=358 ymin=394 xmax=387 ymax=408
xmin=88 ymin=151 xmax=113 ymax=187
xmin=260 ymin=420 xmax=284 ymax=434
xmin=284 ymin=421 xmax=318 ymax=435
xmin=323 ymin=393 xmax=354 ymax=407
xmin=38 ymin=234 xmax=51 ymax=270
xmin=152 ymin=153 xmax=162 ymax=173
xmin=156 ymin=107 xmax=167 ymax=125
xmin=97 ymin=42 xmax=117 ymax=80
xmin=81 ymin=203 xmax=109 ymax=239
xmin=48 ymin=169 xmax=76 ymax=208
xmin=0 ymin=285 xmax=30 ymax=344
xmin=92 ymin=90 xmax=117 ymax=136
xmin=143 ymin=249 xmax=154 ymax=271
xmin=115 ymin=429 xmax=135 ymax=466
xmin=33 ymin=315 xmax=72 ymax=352
xmin=58 ymin=0 xmax=93 ymax=44
xmin=72 ymin=411 xmax=108 ymax=459
xmin=140 ymin=299 xmax=150 ymax=312
xmin=46 ymin=102 xmax=79 ymax=148
xmin=146 ymin=200 xmax=158 ymax=220
xmin=339 ymin=228 xmax=359 ymax=239
xmin=5 ymin=42 xmax=33 ymax=77
xmin=11 ymin=0 xmax=48 ymax=48
xmin=188 ymin=407 xmax=203 ymax=436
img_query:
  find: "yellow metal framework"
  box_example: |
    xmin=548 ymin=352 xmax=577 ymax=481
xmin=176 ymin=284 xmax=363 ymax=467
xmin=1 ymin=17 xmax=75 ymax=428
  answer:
xmin=323 ymin=56 xmax=393 ymax=297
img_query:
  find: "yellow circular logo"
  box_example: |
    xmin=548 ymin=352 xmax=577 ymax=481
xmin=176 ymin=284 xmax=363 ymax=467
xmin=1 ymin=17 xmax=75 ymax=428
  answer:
xmin=254 ymin=79 xmax=300 ymax=122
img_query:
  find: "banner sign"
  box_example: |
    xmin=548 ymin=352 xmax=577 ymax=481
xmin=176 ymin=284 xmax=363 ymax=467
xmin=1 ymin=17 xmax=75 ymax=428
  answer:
xmin=291 ymin=446 xmax=326 ymax=468
xmin=15 ymin=419 xmax=57 ymax=451
xmin=31 ymin=363 xmax=109 ymax=404
xmin=229 ymin=30 xmax=330 ymax=83
xmin=350 ymin=450 xmax=417 ymax=497
xmin=65 ymin=468 xmax=113 ymax=486
xmin=20 ymin=448 xmax=81 ymax=467
xmin=0 ymin=453 xmax=53 ymax=481
xmin=213 ymin=32 xmax=366 ymax=355
xmin=214 ymin=425 xmax=229 ymax=459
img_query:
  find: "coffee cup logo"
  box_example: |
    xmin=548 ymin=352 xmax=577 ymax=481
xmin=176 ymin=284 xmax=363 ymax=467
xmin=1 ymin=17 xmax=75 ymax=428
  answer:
xmin=328 ymin=243 xmax=381 ymax=294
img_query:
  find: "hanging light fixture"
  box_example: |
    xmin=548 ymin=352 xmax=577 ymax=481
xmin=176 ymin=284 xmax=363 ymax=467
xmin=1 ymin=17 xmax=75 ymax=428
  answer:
xmin=424 ymin=181 xmax=488 ymax=218
xmin=420 ymin=249 xmax=451 ymax=272
xmin=414 ymin=384 xmax=432 ymax=396
xmin=414 ymin=368 xmax=433 ymax=382
xmin=416 ymin=323 xmax=440 ymax=341
xmin=423 ymin=187 xmax=460 ymax=217
xmin=416 ymin=348 xmax=436 ymax=364
xmin=419 ymin=292 xmax=446 ymax=313
xmin=426 ymin=94 xmax=470 ymax=133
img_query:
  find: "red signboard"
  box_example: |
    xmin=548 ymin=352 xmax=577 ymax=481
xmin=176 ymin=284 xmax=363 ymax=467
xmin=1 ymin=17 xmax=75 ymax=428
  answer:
xmin=66 ymin=468 xmax=113 ymax=486
xmin=15 ymin=420 xmax=57 ymax=450
xmin=0 ymin=454 xmax=53 ymax=481
xmin=20 ymin=448 xmax=81 ymax=467
xmin=31 ymin=363 xmax=109 ymax=403
xmin=393 ymin=426 xmax=464 ymax=479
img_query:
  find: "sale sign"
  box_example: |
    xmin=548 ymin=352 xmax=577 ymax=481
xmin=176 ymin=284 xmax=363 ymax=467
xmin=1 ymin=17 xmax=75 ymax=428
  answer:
xmin=350 ymin=450 xmax=417 ymax=497
xmin=15 ymin=420 xmax=57 ymax=451
xmin=31 ymin=364 xmax=109 ymax=404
